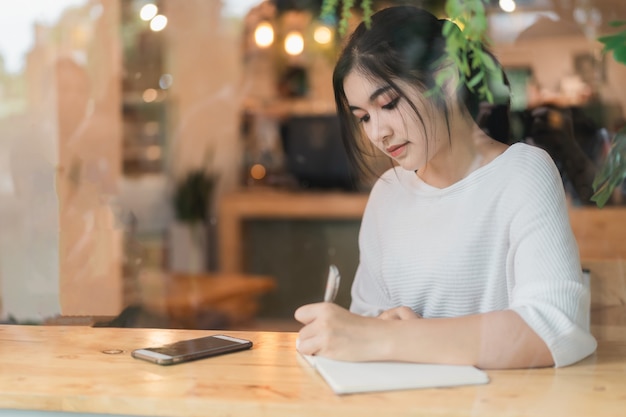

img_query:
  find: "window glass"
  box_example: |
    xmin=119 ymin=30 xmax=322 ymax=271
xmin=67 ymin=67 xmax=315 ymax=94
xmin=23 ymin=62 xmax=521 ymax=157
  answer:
xmin=0 ymin=0 xmax=624 ymax=337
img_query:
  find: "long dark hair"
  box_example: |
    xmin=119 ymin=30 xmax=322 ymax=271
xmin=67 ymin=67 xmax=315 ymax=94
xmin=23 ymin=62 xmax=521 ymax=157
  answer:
xmin=332 ymin=6 xmax=506 ymax=178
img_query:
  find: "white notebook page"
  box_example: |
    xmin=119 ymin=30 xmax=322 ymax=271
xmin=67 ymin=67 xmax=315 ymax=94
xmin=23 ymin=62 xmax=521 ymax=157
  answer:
xmin=301 ymin=354 xmax=490 ymax=395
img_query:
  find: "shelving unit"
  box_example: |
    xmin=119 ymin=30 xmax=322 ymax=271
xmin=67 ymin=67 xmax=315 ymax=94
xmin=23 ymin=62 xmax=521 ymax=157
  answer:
xmin=119 ymin=0 xmax=170 ymax=273
xmin=120 ymin=0 xmax=168 ymax=177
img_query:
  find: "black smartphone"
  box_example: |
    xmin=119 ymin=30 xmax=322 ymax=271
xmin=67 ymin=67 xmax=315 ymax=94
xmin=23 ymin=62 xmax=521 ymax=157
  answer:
xmin=131 ymin=334 xmax=253 ymax=365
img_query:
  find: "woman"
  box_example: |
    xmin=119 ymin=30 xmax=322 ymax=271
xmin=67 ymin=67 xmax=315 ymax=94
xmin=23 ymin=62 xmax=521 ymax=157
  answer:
xmin=294 ymin=6 xmax=596 ymax=369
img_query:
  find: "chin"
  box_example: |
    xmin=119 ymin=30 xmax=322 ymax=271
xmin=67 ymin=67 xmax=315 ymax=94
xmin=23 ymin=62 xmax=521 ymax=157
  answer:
xmin=395 ymin=159 xmax=421 ymax=173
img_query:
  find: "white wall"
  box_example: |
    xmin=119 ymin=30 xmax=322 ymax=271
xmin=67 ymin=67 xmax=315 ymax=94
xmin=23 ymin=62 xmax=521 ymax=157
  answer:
xmin=0 ymin=108 xmax=61 ymax=321
xmin=0 ymin=1 xmax=123 ymax=321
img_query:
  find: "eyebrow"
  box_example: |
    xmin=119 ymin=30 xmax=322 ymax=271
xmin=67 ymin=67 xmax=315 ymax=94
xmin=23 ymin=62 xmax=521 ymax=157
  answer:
xmin=348 ymin=85 xmax=395 ymax=112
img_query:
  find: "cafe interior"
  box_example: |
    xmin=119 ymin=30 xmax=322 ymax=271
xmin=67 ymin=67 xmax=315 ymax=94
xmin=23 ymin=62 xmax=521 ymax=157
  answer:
xmin=1 ymin=1 xmax=626 ymax=416
xmin=0 ymin=0 xmax=625 ymax=335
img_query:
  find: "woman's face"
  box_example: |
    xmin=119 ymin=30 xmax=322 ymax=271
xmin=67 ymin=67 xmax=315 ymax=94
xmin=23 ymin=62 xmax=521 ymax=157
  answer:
xmin=343 ymin=70 xmax=447 ymax=172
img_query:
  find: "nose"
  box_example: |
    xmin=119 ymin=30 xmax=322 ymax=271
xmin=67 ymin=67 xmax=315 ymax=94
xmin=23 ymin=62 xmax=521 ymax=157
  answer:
xmin=364 ymin=111 xmax=392 ymax=144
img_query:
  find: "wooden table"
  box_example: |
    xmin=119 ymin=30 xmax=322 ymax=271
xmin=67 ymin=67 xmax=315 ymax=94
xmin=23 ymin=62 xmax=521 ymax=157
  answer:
xmin=1 ymin=325 xmax=625 ymax=417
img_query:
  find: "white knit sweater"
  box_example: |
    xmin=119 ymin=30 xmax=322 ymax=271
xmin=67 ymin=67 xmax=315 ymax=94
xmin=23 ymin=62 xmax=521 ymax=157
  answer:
xmin=350 ymin=142 xmax=597 ymax=367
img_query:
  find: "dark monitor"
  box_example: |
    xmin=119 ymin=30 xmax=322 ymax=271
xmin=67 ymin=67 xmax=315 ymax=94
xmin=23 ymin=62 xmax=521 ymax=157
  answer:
xmin=280 ymin=114 xmax=357 ymax=191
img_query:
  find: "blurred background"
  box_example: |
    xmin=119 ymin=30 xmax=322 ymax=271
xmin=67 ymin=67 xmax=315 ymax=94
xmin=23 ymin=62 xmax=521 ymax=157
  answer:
xmin=0 ymin=0 xmax=624 ymax=330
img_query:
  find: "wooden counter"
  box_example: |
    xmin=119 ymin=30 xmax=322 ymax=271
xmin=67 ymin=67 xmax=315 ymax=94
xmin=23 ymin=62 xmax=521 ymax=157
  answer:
xmin=218 ymin=189 xmax=626 ymax=273
xmin=1 ymin=325 xmax=625 ymax=417
xmin=218 ymin=189 xmax=368 ymax=273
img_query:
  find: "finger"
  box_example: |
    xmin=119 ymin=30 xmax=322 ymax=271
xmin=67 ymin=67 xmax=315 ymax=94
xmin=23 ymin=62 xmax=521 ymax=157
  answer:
xmin=396 ymin=307 xmax=415 ymax=320
xmin=294 ymin=303 xmax=323 ymax=324
xmin=377 ymin=307 xmax=403 ymax=320
xmin=297 ymin=319 xmax=318 ymax=343
xmin=396 ymin=306 xmax=420 ymax=320
xmin=378 ymin=306 xmax=419 ymax=320
xmin=377 ymin=310 xmax=399 ymax=320
xmin=295 ymin=331 xmax=321 ymax=356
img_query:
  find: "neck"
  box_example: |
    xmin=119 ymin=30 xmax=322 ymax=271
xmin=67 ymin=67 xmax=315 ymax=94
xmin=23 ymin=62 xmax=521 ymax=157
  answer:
xmin=415 ymin=114 xmax=481 ymax=187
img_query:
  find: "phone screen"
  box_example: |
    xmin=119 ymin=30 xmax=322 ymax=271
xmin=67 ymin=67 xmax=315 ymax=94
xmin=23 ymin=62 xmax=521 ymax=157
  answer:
xmin=132 ymin=335 xmax=252 ymax=365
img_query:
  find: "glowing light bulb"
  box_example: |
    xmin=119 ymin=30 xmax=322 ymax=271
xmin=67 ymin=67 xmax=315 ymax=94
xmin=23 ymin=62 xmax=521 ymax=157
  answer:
xmin=250 ymin=164 xmax=266 ymax=180
xmin=150 ymin=14 xmax=168 ymax=31
xmin=142 ymin=88 xmax=158 ymax=103
xmin=139 ymin=4 xmax=158 ymax=21
xmin=313 ymin=26 xmax=333 ymax=45
xmin=499 ymin=0 xmax=516 ymax=13
xmin=284 ymin=31 xmax=304 ymax=56
xmin=254 ymin=22 xmax=274 ymax=48
xmin=159 ymin=74 xmax=173 ymax=89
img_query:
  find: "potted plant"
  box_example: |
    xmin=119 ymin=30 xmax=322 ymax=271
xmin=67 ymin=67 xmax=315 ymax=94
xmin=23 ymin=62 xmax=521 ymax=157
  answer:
xmin=169 ymin=166 xmax=217 ymax=273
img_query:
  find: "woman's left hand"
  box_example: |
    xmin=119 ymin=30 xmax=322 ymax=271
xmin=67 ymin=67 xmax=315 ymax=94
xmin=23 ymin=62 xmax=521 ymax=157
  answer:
xmin=294 ymin=303 xmax=388 ymax=361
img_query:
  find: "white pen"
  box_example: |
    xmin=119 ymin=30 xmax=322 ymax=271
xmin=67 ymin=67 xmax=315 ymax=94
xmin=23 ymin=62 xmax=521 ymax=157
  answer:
xmin=323 ymin=264 xmax=341 ymax=303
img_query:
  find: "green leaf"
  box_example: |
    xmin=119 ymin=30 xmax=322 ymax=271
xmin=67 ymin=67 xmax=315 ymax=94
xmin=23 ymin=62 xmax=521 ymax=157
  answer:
xmin=482 ymin=53 xmax=497 ymax=71
xmin=469 ymin=15 xmax=487 ymax=37
xmin=442 ymin=20 xmax=455 ymax=36
xmin=609 ymin=20 xmax=626 ymax=28
xmin=591 ymin=185 xmax=613 ymax=208
xmin=471 ymin=51 xmax=482 ymax=69
xmin=460 ymin=53 xmax=470 ymax=76
xmin=435 ymin=67 xmax=454 ymax=88
xmin=613 ymin=46 xmax=626 ymax=65
xmin=481 ymin=86 xmax=493 ymax=103
xmin=339 ymin=0 xmax=354 ymax=36
xmin=467 ymin=71 xmax=484 ymax=88
xmin=362 ymin=0 xmax=373 ymax=28
xmin=445 ymin=0 xmax=463 ymax=18
xmin=320 ymin=0 xmax=339 ymax=20
xmin=598 ymin=31 xmax=626 ymax=50
xmin=592 ymin=127 xmax=626 ymax=207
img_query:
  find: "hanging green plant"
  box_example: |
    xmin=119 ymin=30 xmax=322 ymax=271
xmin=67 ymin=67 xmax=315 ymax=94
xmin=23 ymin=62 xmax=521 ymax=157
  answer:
xmin=321 ymin=0 xmax=626 ymax=208
xmin=322 ymin=0 xmax=499 ymax=103
xmin=591 ymin=20 xmax=626 ymax=207
xmin=443 ymin=0 xmax=501 ymax=103
xmin=597 ymin=21 xmax=626 ymax=65
xmin=592 ymin=128 xmax=626 ymax=207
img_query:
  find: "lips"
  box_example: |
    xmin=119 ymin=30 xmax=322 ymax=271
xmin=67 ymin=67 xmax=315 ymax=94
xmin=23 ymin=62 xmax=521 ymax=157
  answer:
xmin=386 ymin=143 xmax=408 ymax=158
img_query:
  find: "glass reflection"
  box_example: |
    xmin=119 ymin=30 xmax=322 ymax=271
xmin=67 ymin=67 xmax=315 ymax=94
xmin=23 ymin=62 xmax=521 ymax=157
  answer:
xmin=0 ymin=1 xmax=623 ymax=339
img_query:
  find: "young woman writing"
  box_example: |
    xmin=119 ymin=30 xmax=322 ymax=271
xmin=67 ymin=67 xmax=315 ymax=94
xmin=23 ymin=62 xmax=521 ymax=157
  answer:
xmin=294 ymin=6 xmax=596 ymax=369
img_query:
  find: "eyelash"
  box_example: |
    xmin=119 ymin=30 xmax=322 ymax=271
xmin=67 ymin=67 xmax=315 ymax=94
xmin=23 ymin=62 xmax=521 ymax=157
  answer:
xmin=383 ymin=97 xmax=400 ymax=110
xmin=357 ymin=97 xmax=400 ymax=124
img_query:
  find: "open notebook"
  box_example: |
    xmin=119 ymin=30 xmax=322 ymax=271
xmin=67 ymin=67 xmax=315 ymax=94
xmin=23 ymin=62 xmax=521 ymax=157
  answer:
xmin=301 ymin=354 xmax=489 ymax=395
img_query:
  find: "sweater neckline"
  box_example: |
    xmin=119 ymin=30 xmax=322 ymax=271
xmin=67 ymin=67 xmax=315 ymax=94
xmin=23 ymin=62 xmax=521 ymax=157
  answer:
xmin=400 ymin=142 xmax=524 ymax=195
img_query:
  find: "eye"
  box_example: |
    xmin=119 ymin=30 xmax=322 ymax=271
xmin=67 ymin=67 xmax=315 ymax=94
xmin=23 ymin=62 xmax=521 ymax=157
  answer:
xmin=382 ymin=97 xmax=400 ymax=110
xmin=352 ymin=112 xmax=370 ymax=124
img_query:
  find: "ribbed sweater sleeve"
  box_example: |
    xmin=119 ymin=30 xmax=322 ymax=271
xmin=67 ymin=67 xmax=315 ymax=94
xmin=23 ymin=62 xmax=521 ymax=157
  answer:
xmin=505 ymin=146 xmax=597 ymax=367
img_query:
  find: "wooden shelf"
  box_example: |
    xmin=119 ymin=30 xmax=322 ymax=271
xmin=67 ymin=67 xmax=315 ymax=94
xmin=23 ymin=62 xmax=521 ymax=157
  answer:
xmin=218 ymin=189 xmax=368 ymax=273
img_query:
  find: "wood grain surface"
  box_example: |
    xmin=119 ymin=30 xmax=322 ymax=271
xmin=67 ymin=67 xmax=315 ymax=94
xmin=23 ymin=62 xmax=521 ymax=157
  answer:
xmin=0 ymin=325 xmax=625 ymax=417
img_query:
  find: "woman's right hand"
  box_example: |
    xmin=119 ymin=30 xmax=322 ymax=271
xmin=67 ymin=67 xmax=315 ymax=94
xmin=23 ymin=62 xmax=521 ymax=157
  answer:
xmin=295 ymin=302 xmax=390 ymax=361
xmin=377 ymin=306 xmax=421 ymax=320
